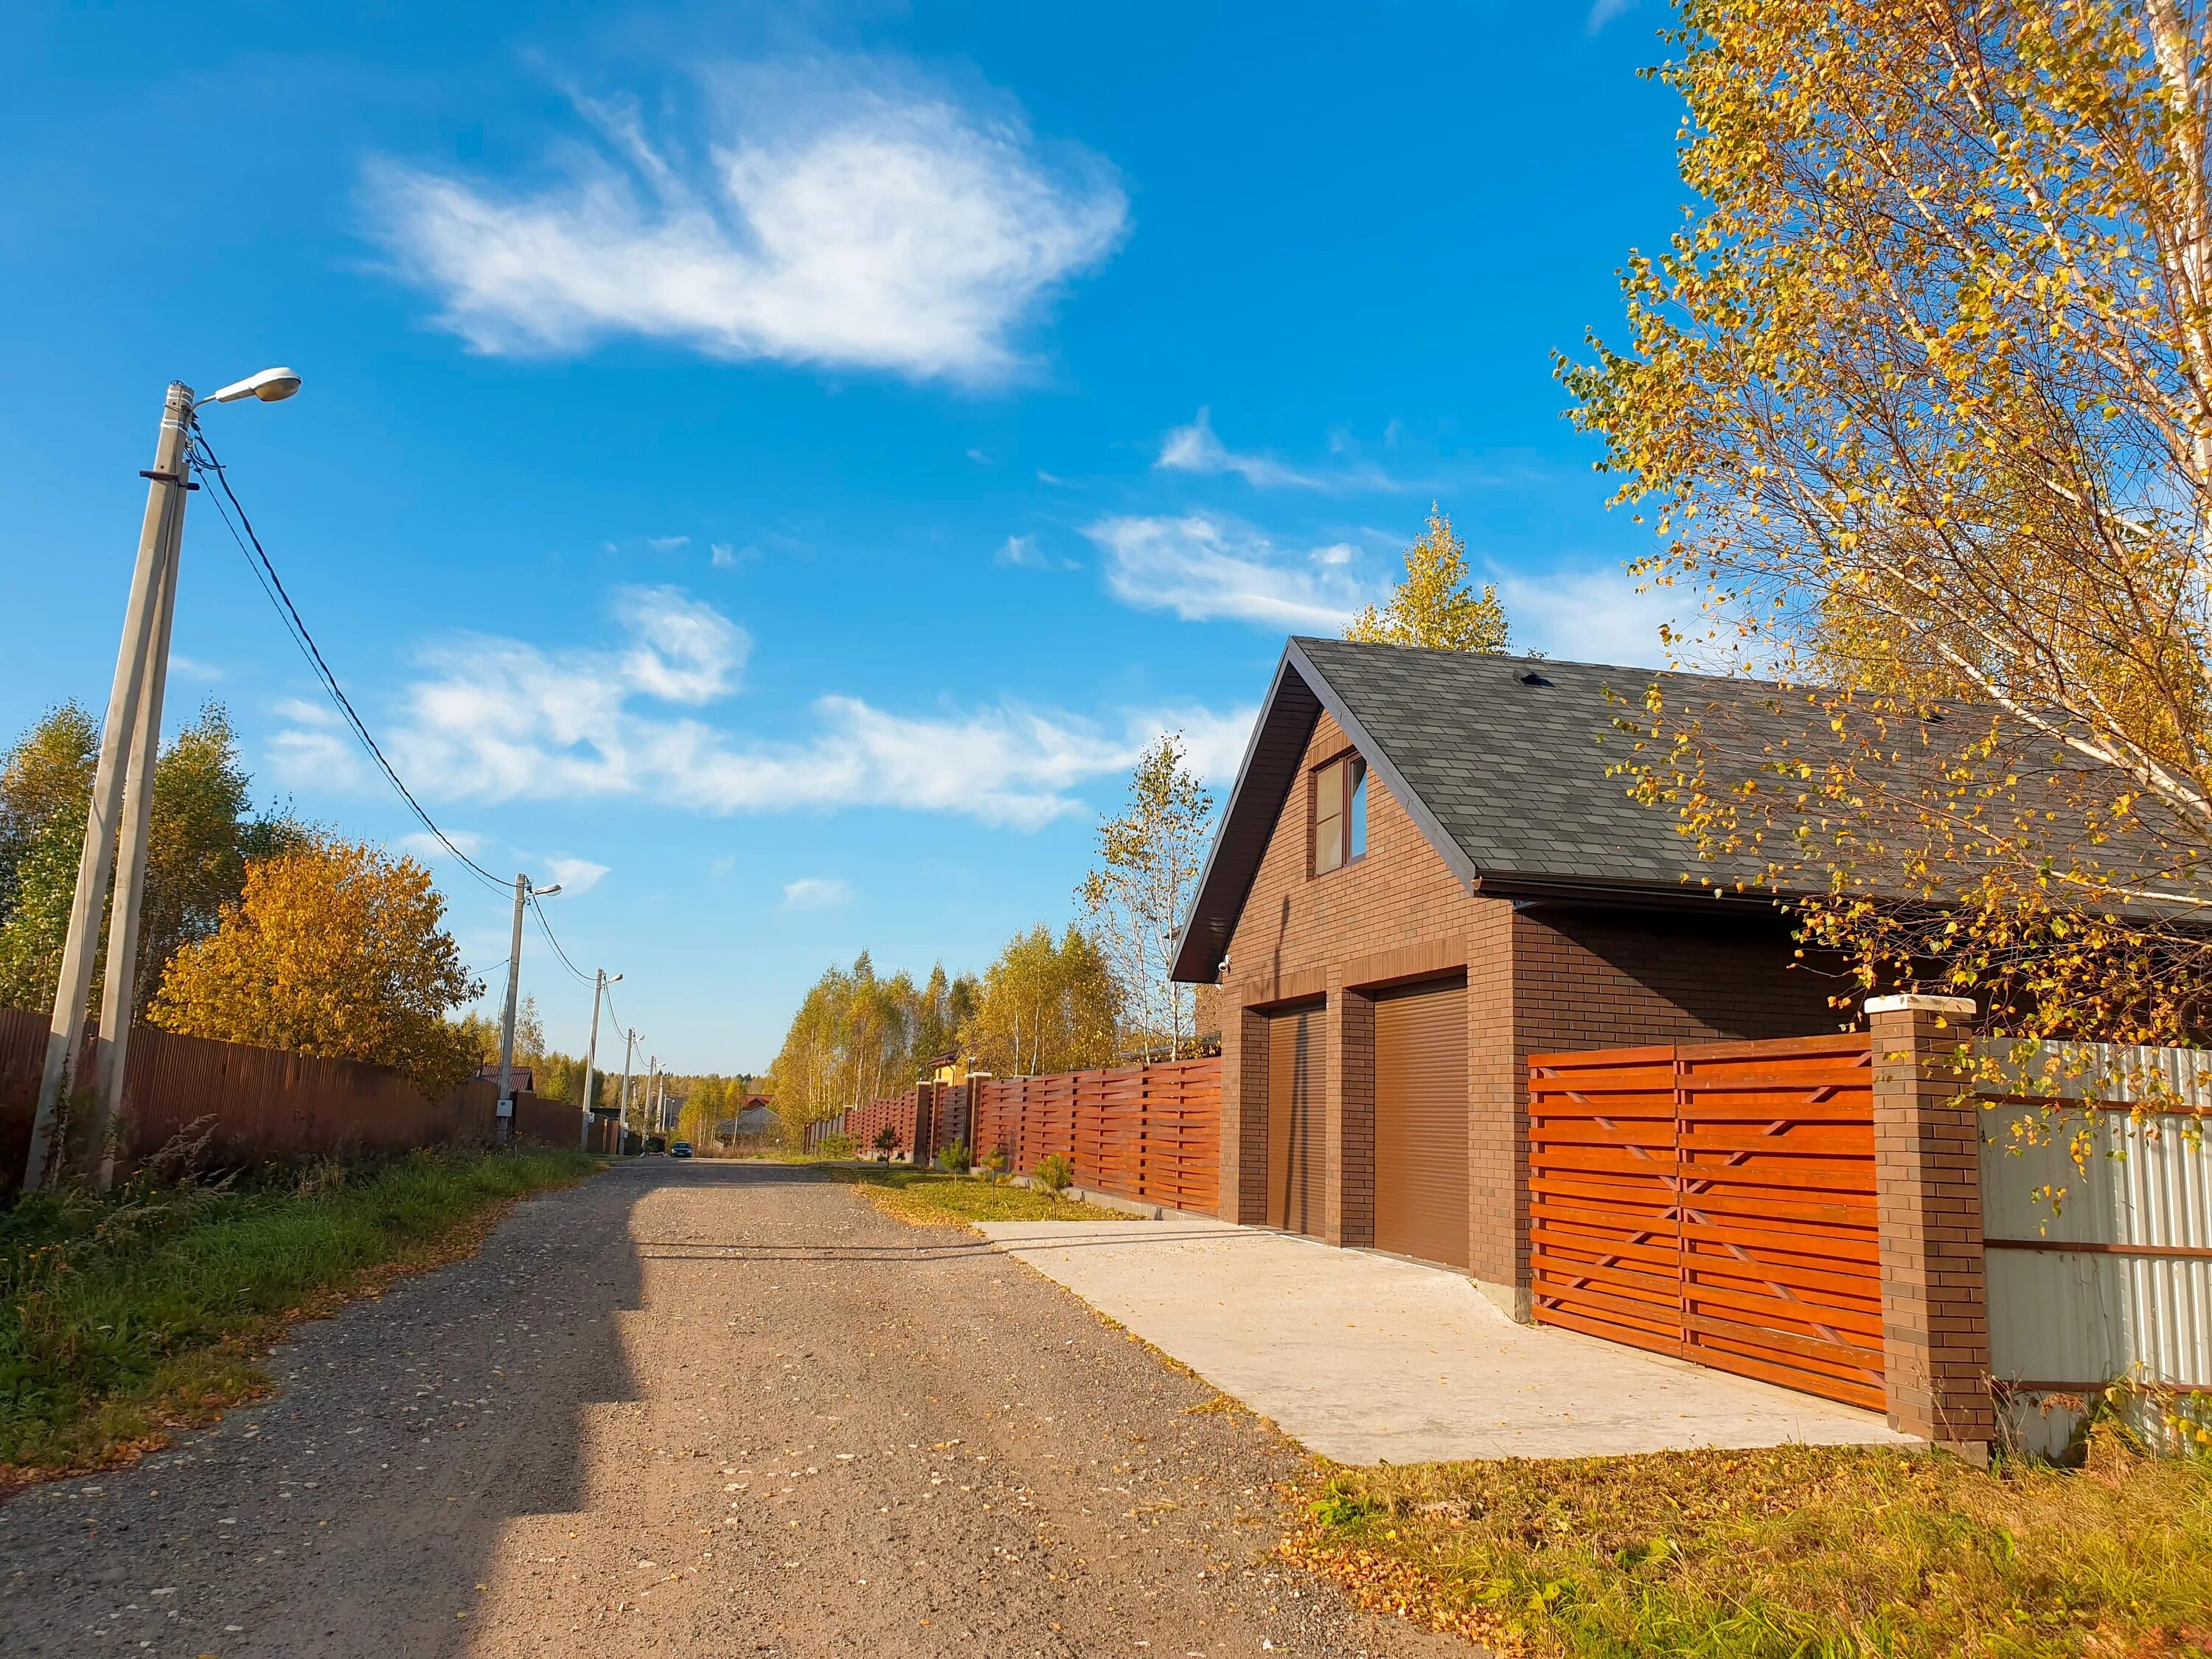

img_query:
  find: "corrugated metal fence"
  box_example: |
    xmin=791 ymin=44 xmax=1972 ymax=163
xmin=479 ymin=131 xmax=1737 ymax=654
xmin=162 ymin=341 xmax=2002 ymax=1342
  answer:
xmin=804 ymin=1057 xmax=1220 ymax=1215
xmin=1 ymin=1003 xmax=599 ymax=1176
xmin=1979 ymin=1040 xmax=2212 ymax=1404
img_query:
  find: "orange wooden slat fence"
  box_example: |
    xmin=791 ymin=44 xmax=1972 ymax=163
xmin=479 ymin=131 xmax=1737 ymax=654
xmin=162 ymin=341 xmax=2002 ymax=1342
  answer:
xmin=1 ymin=1002 xmax=593 ymax=1176
xmin=806 ymin=1057 xmax=1221 ymax=1216
xmin=1528 ymin=1032 xmax=1885 ymax=1411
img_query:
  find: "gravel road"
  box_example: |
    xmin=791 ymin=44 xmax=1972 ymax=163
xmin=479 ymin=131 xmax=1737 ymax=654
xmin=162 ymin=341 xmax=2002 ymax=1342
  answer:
xmin=0 ymin=1160 xmax=1464 ymax=1658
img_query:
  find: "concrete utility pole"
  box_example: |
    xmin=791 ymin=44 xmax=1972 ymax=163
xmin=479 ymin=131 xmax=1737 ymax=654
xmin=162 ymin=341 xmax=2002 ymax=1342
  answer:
xmin=578 ymin=969 xmax=619 ymax=1152
xmin=644 ymin=1057 xmax=659 ymax=1140
xmin=21 ymin=369 xmax=299 ymax=1193
xmin=617 ymin=1029 xmax=636 ymax=1150
xmin=494 ymin=874 xmax=562 ymax=1144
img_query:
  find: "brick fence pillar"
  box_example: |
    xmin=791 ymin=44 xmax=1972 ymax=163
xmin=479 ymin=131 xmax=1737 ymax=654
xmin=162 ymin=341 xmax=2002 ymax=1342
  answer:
xmin=1867 ymin=994 xmax=1996 ymax=1458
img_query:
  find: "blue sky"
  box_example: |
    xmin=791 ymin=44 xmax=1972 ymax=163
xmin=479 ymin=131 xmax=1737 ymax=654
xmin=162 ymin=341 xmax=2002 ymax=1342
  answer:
xmin=1 ymin=0 xmax=1688 ymax=1073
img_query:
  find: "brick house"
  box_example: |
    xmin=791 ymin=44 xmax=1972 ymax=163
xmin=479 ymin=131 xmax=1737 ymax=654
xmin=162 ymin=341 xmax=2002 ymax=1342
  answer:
xmin=1170 ymin=638 xmax=1853 ymax=1319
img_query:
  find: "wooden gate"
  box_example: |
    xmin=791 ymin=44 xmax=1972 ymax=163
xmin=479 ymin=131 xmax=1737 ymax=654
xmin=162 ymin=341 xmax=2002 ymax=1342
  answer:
xmin=1528 ymin=1033 xmax=1885 ymax=1411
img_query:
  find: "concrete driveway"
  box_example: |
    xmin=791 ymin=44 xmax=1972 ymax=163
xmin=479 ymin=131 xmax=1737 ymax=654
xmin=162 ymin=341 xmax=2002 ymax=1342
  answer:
xmin=976 ymin=1215 xmax=1919 ymax=1465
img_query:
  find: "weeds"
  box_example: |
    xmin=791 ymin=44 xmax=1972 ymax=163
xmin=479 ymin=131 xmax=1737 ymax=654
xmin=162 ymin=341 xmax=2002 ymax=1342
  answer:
xmin=0 ymin=1145 xmax=599 ymax=1483
xmin=835 ymin=1166 xmax=1126 ymax=1227
xmin=1281 ymin=1429 xmax=2212 ymax=1658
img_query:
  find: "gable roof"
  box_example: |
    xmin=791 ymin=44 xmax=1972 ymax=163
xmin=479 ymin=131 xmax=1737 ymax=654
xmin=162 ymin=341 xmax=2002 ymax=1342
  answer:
xmin=1169 ymin=638 xmax=1824 ymax=984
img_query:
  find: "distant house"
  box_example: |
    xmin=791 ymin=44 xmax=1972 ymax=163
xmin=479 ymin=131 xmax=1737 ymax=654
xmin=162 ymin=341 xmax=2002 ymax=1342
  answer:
xmin=474 ymin=1063 xmax=533 ymax=1093
xmin=731 ymin=1102 xmax=782 ymax=1142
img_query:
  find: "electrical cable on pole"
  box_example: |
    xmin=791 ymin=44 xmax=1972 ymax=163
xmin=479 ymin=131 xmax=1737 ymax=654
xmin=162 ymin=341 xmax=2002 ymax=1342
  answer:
xmin=22 ymin=371 xmax=299 ymax=1193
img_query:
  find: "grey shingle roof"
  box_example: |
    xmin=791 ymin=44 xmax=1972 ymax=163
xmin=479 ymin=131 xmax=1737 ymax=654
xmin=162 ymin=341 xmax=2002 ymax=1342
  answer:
xmin=1169 ymin=638 xmax=1826 ymax=982
xmin=1289 ymin=636 xmax=1781 ymax=891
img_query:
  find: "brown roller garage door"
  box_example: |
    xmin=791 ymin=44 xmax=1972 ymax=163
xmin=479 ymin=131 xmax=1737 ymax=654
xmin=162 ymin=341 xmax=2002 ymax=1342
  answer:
xmin=1266 ymin=1003 xmax=1323 ymax=1236
xmin=1373 ymin=975 xmax=1469 ymax=1269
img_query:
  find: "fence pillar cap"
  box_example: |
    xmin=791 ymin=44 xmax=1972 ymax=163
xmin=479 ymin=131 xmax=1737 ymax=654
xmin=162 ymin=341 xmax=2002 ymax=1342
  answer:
xmin=1865 ymin=995 xmax=1978 ymax=1017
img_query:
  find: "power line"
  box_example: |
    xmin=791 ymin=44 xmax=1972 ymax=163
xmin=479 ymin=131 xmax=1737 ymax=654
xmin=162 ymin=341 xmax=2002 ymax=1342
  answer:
xmin=529 ymin=888 xmax=596 ymax=985
xmin=189 ymin=425 xmax=509 ymax=898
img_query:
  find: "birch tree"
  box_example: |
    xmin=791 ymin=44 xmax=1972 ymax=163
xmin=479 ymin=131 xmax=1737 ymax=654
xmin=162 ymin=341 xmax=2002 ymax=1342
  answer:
xmin=1078 ymin=735 xmax=1216 ymax=1060
xmin=1565 ymin=0 xmax=2212 ymax=1044
xmin=1344 ymin=507 xmax=1510 ymax=653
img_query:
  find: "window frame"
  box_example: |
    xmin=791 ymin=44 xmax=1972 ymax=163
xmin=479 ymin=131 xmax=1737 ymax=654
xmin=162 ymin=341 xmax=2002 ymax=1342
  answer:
xmin=1308 ymin=750 xmax=1368 ymax=877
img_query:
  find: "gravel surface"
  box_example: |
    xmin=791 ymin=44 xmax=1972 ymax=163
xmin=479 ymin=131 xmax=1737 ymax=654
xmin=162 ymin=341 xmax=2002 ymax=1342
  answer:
xmin=0 ymin=1160 xmax=1467 ymax=1658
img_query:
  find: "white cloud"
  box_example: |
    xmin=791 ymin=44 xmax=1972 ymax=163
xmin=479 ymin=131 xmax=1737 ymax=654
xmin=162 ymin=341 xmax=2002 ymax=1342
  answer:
xmin=996 ymin=533 xmax=1046 ymax=568
xmin=396 ymin=828 xmax=487 ymax=863
xmin=782 ymin=877 xmax=853 ymax=909
xmin=647 ymin=535 xmax=691 ymax=552
xmin=1155 ymin=408 xmax=1417 ymax=493
xmin=1154 ymin=705 xmax=1263 ymax=785
xmin=541 ymin=855 xmax=611 ymax=894
xmin=1158 ymin=408 xmax=1321 ymax=490
xmin=612 ymin=585 xmax=747 ymax=703
xmin=168 ymin=653 xmax=225 ymax=682
xmin=366 ymin=60 xmax=1129 ymax=382
xmin=1587 ymin=0 xmax=1637 ymax=32
xmin=1085 ymin=513 xmax=1374 ymax=630
xmin=271 ymin=585 xmax=1249 ymax=831
xmin=1497 ymin=564 xmax=1680 ymax=669
xmin=265 ymin=698 xmax=368 ymax=790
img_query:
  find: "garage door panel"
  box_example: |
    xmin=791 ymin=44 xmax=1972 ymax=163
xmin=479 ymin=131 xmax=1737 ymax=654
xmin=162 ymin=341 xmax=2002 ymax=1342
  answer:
xmin=1373 ymin=976 xmax=1469 ymax=1269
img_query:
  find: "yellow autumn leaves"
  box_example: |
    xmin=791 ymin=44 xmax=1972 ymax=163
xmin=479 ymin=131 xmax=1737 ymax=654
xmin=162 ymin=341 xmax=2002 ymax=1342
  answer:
xmin=150 ymin=839 xmax=483 ymax=1096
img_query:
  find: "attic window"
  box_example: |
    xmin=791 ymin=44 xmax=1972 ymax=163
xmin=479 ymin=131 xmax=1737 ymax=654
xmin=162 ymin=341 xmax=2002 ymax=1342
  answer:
xmin=1312 ymin=754 xmax=1368 ymax=875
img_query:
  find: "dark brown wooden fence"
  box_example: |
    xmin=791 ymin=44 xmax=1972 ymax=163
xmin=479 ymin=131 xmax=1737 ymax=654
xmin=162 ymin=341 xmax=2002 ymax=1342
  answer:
xmin=1528 ymin=1032 xmax=1885 ymax=1411
xmin=1 ymin=1004 xmax=594 ymax=1178
xmin=805 ymin=1057 xmax=1221 ymax=1215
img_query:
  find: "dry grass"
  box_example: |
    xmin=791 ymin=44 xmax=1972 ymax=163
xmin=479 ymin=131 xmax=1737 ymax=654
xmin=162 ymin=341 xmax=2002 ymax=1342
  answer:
xmin=835 ymin=1167 xmax=1131 ymax=1227
xmin=0 ymin=1146 xmax=600 ymax=1489
xmin=1280 ymin=1432 xmax=2212 ymax=1658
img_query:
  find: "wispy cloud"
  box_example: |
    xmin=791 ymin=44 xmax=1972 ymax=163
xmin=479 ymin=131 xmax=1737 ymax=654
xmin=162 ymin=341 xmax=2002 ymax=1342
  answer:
xmin=168 ymin=654 xmax=226 ymax=682
xmin=646 ymin=534 xmax=691 ymax=552
xmin=1085 ymin=513 xmax=1373 ymax=630
xmin=271 ymin=585 xmax=1245 ymax=831
xmin=782 ymin=876 xmax=852 ymax=909
xmin=365 ymin=59 xmax=1129 ymax=383
xmin=540 ymin=855 xmax=611 ymax=894
xmin=1158 ymin=408 xmax=1324 ymax=490
xmin=1587 ymin=0 xmax=1638 ymax=32
xmin=396 ymin=827 xmax=487 ymax=864
xmin=1496 ymin=563 xmax=1679 ymax=668
xmin=1156 ymin=408 xmax=1424 ymax=494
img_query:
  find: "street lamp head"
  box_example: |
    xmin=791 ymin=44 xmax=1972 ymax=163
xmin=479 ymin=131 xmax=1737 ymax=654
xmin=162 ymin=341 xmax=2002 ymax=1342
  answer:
xmin=206 ymin=366 xmax=302 ymax=406
xmin=533 ymin=882 xmax=563 ymax=897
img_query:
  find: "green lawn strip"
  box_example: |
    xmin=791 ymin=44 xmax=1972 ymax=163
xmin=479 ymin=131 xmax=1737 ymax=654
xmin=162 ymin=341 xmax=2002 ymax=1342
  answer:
xmin=833 ymin=1166 xmax=1134 ymax=1225
xmin=1280 ymin=1432 xmax=2212 ymax=1658
xmin=0 ymin=1146 xmax=601 ymax=1484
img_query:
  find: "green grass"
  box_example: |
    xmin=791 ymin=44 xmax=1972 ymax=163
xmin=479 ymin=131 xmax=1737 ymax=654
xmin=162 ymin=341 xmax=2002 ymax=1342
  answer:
xmin=833 ymin=1166 xmax=1135 ymax=1225
xmin=1281 ymin=1432 xmax=2212 ymax=1658
xmin=0 ymin=1145 xmax=600 ymax=1481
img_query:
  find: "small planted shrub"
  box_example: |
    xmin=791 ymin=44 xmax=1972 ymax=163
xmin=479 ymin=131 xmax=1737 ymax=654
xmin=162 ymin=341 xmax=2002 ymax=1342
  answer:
xmin=815 ymin=1132 xmax=856 ymax=1161
xmin=1034 ymin=1153 xmax=1074 ymax=1196
xmin=940 ymin=1139 xmax=973 ymax=1175
xmin=980 ymin=1147 xmax=1007 ymax=1183
xmin=872 ymin=1125 xmax=901 ymax=1163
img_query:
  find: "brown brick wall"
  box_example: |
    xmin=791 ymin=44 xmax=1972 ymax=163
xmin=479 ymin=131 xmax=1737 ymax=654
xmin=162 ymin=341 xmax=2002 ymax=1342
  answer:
xmin=1211 ymin=698 xmax=1843 ymax=1311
